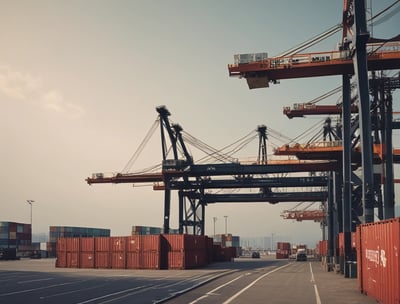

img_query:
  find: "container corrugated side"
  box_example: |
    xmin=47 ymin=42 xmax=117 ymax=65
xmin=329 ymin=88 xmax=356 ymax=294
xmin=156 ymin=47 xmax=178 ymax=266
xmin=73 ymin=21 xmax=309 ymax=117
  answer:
xmin=80 ymin=252 xmax=95 ymax=268
xmin=66 ymin=252 xmax=79 ymax=268
xmin=110 ymin=237 xmax=127 ymax=252
xmin=80 ymin=238 xmax=95 ymax=252
xmin=126 ymin=236 xmax=141 ymax=252
xmin=111 ymin=252 xmax=126 ymax=269
xmin=95 ymin=252 xmax=110 ymax=269
xmin=358 ymin=217 xmax=400 ymax=304
xmin=142 ymin=235 xmax=161 ymax=251
xmin=66 ymin=238 xmax=80 ymax=252
xmin=168 ymin=250 xmax=207 ymax=270
xmin=142 ymin=251 xmax=162 ymax=269
xmin=95 ymin=237 xmax=110 ymax=252
xmin=163 ymin=234 xmax=206 ymax=251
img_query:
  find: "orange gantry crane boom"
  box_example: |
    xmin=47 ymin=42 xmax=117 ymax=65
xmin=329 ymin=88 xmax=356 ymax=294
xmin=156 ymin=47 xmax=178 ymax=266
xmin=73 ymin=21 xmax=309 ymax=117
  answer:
xmin=228 ymin=41 xmax=400 ymax=89
xmin=283 ymin=103 xmax=359 ymax=119
xmin=281 ymin=209 xmax=326 ymax=222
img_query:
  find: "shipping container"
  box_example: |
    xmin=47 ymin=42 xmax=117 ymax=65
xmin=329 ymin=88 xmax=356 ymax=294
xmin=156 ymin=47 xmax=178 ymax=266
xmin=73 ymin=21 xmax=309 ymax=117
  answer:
xmin=95 ymin=237 xmax=111 ymax=252
xmin=110 ymin=237 xmax=127 ymax=252
xmin=357 ymin=217 xmax=400 ymax=304
xmin=126 ymin=235 xmax=141 ymax=252
xmin=126 ymin=251 xmax=141 ymax=269
xmin=66 ymin=238 xmax=80 ymax=252
xmin=111 ymin=252 xmax=126 ymax=269
xmin=95 ymin=251 xmax=110 ymax=269
xmin=143 ymin=251 xmax=163 ymax=269
xmin=80 ymin=252 xmax=95 ymax=268
xmin=66 ymin=252 xmax=79 ymax=268
xmin=56 ymin=251 xmax=67 ymax=267
xmin=80 ymin=238 xmax=95 ymax=252
xmin=142 ymin=235 xmax=162 ymax=252
xmin=168 ymin=250 xmax=207 ymax=269
xmin=163 ymin=234 xmax=206 ymax=251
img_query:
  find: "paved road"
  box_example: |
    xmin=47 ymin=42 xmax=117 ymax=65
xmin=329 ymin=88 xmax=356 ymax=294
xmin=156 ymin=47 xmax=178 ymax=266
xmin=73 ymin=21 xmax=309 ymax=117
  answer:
xmin=0 ymin=257 xmax=377 ymax=304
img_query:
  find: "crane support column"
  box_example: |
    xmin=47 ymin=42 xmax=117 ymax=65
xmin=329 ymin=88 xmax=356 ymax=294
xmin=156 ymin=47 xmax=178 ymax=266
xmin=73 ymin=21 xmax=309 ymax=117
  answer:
xmin=163 ymin=180 xmax=171 ymax=234
xmin=327 ymin=172 xmax=335 ymax=271
xmin=342 ymin=74 xmax=353 ymax=277
xmin=352 ymin=0 xmax=374 ymax=223
xmin=384 ymin=92 xmax=395 ymax=218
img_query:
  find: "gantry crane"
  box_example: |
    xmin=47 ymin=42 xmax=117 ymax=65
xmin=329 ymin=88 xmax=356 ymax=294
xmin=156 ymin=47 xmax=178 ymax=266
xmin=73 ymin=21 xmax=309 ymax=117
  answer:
xmin=87 ymin=106 xmax=332 ymax=235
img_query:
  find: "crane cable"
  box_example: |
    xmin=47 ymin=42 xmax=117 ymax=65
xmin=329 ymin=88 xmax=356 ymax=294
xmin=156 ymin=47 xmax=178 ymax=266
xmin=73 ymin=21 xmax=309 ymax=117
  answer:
xmin=121 ymin=119 xmax=159 ymax=173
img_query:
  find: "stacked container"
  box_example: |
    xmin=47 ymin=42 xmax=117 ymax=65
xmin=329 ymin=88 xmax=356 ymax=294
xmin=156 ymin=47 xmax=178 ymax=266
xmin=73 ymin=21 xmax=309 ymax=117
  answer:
xmin=356 ymin=217 xmax=400 ymax=304
xmin=95 ymin=237 xmax=111 ymax=268
xmin=0 ymin=221 xmax=31 ymax=258
xmin=80 ymin=238 xmax=95 ymax=268
xmin=110 ymin=237 xmax=126 ymax=269
xmin=163 ymin=234 xmax=207 ymax=269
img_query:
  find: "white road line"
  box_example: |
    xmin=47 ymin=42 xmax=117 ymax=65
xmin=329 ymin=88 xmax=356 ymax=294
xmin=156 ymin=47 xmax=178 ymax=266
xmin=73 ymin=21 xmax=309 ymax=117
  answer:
xmin=222 ymin=263 xmax=291 ymax=304
xmin=309 ymin=262 xmax=322 ymax=304
xmin=188 ymin=274 xmax=245 ymax=304
xmin=0 ymin=281 xmax=79 ymax=296
xmin=18 ymin=277 xmax=54 ymax=284
xmin=74 ymin=285 xmax=151 ymax=304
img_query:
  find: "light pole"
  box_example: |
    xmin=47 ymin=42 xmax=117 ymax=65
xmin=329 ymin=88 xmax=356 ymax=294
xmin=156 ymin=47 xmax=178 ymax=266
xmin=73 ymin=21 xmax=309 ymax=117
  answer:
xmin=213 ymin=217 xmax=217 ymax=237
xmin=224 ymin=215 xmax=228 ymax=235
xmin=27 ymin=200 xmax=34 ymax=234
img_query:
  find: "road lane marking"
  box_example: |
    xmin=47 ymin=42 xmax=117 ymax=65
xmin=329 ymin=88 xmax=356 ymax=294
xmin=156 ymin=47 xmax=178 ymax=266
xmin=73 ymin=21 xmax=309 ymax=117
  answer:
xmin=0 ymin=281 xmax=80 ymax=296
xmin=18 ymin=277 xmax=54 ymax=284
xmin=188 ymin=274 xmax=245 ymax=304
xmin=309 ymin=262 xmax=322 ymax=304
xmin=74 ymin=285 xmax=151 ymax=304
xmin=222 ymin=263 xmax=291 ymax=304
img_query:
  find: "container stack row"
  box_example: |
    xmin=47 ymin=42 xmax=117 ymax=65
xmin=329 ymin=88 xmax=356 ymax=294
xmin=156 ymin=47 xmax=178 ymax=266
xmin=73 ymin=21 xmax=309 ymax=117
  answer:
xmin=56 ymin=234 xmax=236 ymax=270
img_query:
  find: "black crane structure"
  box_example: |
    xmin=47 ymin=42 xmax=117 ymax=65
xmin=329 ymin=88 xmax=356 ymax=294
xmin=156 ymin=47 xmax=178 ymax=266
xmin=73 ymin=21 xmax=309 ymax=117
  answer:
xmin=156 ymin=106 xmax=331 ymax=235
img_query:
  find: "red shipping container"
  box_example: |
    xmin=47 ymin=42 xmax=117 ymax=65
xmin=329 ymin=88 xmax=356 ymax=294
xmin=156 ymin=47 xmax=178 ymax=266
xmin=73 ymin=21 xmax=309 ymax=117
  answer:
xmin=80 ymin=252 xmax=95 ymax=268
xmin=110 ymin=237 xmax=127 ymax=252
xmin=57 ymin=238 xmax=67 ymax=252
xmin=142 ymin=235 xmax=161 ymax=251
xmin=357 ymin=217 xmax=400 ymax=304
xmin=66 ymin=238 xmax=80 ymax=252
xmin=95 ymin=237 xmax=111 ymax=252
xmin=111 ymin=252 xmax=126 ymax=269
xmin=56 ymin=251 xmax=66 ymax=267
xmin=142 ymin=251 xmax=162 ymax=269
xmin=66 ymin=252 xmax=79 ymax=268
xmin=163 ymin=234 xmax=206 ymax=251
xmin=168 ymin=250 xmax=207 ymax=269
xmin=80 ymin=238 xmax=95 ymax=252
xmin=126 ymin=236 xmax=141 ymax=252
xmin=95 ymin=251 xmax=110 ymax=269
xmin=126 ymin=252 xmax=140 ymax=269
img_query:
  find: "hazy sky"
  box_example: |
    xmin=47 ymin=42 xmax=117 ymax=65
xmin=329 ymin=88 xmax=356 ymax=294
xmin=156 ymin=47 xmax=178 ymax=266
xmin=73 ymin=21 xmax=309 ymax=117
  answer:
xmin=1 ymin=0 xmax=399 ymax=247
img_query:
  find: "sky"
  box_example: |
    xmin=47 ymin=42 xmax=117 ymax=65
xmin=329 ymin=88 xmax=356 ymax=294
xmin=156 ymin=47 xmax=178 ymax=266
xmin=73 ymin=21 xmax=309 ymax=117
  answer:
xmin=1 ymin=0 xmax=399 ymax=247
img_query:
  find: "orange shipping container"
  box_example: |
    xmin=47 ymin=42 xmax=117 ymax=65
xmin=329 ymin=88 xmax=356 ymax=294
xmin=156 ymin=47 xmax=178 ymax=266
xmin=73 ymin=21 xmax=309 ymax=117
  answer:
xmin=80 ymin=238 xmax=94 ymax=252
xmin=357 ymin=217 xmax=400 ymax=304
xmin=168 ymin=250 xmax=207 ymax=269
xmin=66 ymin=238 xmax=80 ymax=252
xmin=66 ymin=252 xmax=79 ymax=268
xmin=126 ymin=236 xmax=141 ymax=252
xmin=95 ymin=252 xmax=110 ymax=269
xmin=111 ymin=252 xmax=126 ymax=269
xmin=110 ymin=237 xmax=127 ymax=252
xmin=56 ymin=251 xmax=66 ymax=267
xmin=95 ymin=237 xmax=110 ymax=252
xmin=80 ymin=252 xmax=94 ymax=268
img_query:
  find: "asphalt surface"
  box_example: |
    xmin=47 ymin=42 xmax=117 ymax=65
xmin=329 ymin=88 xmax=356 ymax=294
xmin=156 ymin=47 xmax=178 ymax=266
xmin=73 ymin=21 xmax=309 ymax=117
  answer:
xmin=0 ymin=257 xmax=378 ymax=304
